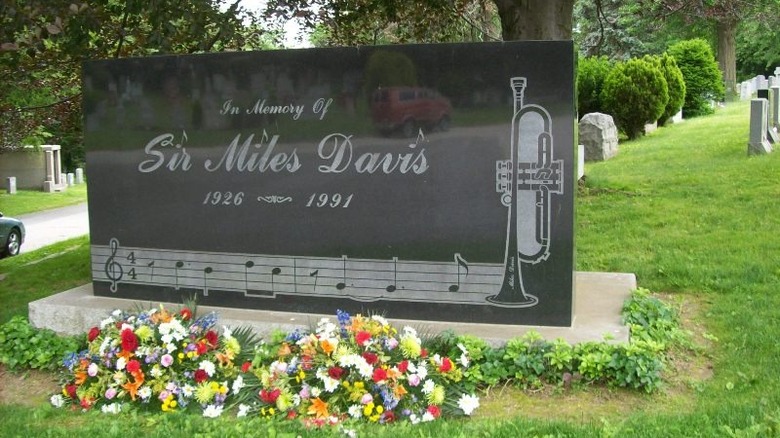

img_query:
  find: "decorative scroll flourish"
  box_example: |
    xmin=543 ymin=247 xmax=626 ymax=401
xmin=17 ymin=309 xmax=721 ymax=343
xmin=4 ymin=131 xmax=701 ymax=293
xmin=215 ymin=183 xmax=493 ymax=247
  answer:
xmin=257 ymin=195 xmax=293 ymax=204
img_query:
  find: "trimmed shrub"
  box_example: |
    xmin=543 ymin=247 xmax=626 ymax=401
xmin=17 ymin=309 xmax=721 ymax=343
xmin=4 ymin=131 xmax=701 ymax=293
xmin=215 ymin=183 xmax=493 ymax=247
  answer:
xmin=577 ymin=55 xmax=613 ymax=116
xmin=668 ymin=39 xmax=725 ymax=117
xmin=600 ymin=58 xmax=668 ymax=140
xmin=658 ymin=52 xmax=686 ymax=125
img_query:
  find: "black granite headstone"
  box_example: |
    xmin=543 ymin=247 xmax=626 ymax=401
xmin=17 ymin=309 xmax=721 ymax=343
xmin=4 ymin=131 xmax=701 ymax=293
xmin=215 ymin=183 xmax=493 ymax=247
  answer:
xmin=84 ymin=41 xmax=575 ymax=326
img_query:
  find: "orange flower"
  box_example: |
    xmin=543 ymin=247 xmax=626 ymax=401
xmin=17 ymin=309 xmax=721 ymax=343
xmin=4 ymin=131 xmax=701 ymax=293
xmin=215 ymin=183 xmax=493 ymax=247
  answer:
xmin=347 ymin=317 xmax=365 ymax=333
xmin=215 ymin=352 xmax=233 ymax=367
xmin=122 ymin=370 xmax=145 ymax=401
xmin=150 ymin=308 xmax=173 ymax=324
xmin=307 ymin=397 xmax=329 ymax=419
xmin=74 ymin=370 xmax=88 ymax=385
xmin=320 ymin=339 xmax=335 ymax=355
xmin=393 ymin=384 xmax=408 ymax=399
xmin=116 ymin=349 xmax=135 ymax=362
xmin=277 ymin=343 xmax=292 ymax=357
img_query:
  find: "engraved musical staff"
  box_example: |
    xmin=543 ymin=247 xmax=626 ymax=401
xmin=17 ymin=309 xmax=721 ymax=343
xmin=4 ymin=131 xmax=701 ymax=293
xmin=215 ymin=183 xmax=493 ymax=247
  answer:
xmin=104 ymin=238 xmax=123 ymax=293
xmin=90 ymin=244 xmax=505 ymax=305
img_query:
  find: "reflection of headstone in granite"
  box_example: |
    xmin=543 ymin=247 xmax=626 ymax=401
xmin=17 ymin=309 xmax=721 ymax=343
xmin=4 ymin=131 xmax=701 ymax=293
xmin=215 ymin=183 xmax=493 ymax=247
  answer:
xmin=748 ymin=99 xmax=773 ymax=155
xmin=763 ymin=88 xmax=780 ymax=144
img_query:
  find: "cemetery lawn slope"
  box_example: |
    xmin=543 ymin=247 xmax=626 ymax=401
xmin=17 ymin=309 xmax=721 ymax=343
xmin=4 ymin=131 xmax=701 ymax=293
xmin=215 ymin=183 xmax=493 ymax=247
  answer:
xmin=0 ymin=184 xmax=87 ymax=217
xmin=2 ymin=101 xmax=780 ymax=436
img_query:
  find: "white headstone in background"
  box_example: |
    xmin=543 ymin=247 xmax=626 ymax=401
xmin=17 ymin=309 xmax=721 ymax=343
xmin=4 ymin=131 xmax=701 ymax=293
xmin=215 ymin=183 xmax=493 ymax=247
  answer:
xmin=75 ymin=168 xmax=84 ymax=184
xmin=5 ymin=177 xmax=16 ymax=195
xmin=749 ymin=99 xmax=773 ymax=155
xmin=66 ymin=173 xmax=75 ymax=186
xmin=771 ymin=86 xmax=780 ymax=131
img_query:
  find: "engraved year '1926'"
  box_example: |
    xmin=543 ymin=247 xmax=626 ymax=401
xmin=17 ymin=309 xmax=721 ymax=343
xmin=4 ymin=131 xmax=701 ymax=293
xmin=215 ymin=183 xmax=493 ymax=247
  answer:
xmin=306 ymin=193 xmax=354 ymax=208
xmin=203 ymin=191 xmax=245 ymax=206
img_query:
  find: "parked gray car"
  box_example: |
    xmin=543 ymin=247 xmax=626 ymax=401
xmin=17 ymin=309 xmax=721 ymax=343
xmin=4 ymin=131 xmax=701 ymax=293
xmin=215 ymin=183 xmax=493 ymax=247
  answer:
xmin=0 ymin=212 xmax=25 ymax=257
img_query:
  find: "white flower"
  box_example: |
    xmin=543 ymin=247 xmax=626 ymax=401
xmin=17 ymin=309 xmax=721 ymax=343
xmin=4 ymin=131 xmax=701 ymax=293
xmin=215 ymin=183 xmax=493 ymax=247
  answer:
xmin=422 ymin=379 xmax=435 ymax=395
xmin=100 ymin=317 xmax=114 ymax=329
xmin=87 ymin=362 xmax=99 ymax=377
xmin=409 ymin=413 xmax=421 ymax=424
xmin=115 ymin=357 xmax=127 ymax=371
xmin=371 ymin=315 xmax=389 ymax=326
xmin=422 ymin=411 xmax=435 ymax=422
xmin=416 ymin=362 xmax=428 ymax=380
xmin=348 ymin=404 xmax=363 ymax=418
xmin=158 ymin=320 xmax=187 ymax=343
xmin=402 ymin=326 xmax=418 ymax=337
xmin=149 ymin=365 xmax=163 ymax=378
xmin=99 ymin=337 xmax=113 ymax=355
xmin=270 ymin=360 xmax=288 ymax=375
xmin=315 ymin=368 xmax=340 ymax=392
xmin=50 ymin=394 xmax=65 ymax=408
xmin=165 ymin=343 xmax=177 ymax=353
xmin=138 ymin=386 xmax=152 ymax=400
xmin=457 ymin=343 xmax=470 ymax=367
xmin=199 ymin=360 xmax=216 ymax=377
xmin=232 ymin=375 xmax=245 ymax=394
xmin=101 ymin=403 xmax=122 ymax=414
xmin=457 ymin=393 xmax=480 ymax=415
xmin=112 ymin=309 xmax=123 ymax=318
xmin=237 ymin=404 xmax=251 ymax=418
xmin=292 ymin=394 xmax=301 ymax=406
xmin=181 ymin=384 xmax=195 ymax=398
xmin=311 ymin=387 xmax=322 ymax=397
xmin=203 ymin=404 xmax=224 ymax=418
xmin=222 ymin=326 xmax=233 ymax=339
xmin=120 ymin=323 xmax=134 ymax=332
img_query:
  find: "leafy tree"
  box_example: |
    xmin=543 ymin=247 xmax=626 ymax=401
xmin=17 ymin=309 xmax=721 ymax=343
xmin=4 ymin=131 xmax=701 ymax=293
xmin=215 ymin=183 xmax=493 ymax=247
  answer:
xmin=0 ymin=0 xmax=268 ymax=169
xmin=600 ymin=58 xmax=668 ymax=139
xmin=668 ymin=39 xmax=724 ymax=118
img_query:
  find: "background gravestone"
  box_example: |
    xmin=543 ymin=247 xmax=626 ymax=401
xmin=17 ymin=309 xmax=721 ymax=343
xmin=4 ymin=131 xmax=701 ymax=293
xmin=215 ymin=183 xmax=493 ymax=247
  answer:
xmin=579 ymin=112 xmax=618 ymax=161
xmin=84 ymin=42 xmax=575 ymax=326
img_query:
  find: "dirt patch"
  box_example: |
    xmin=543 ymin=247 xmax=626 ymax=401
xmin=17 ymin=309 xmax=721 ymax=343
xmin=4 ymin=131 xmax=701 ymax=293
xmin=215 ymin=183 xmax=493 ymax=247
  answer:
xmin=0 ymin=365 xmax=60 ymax=407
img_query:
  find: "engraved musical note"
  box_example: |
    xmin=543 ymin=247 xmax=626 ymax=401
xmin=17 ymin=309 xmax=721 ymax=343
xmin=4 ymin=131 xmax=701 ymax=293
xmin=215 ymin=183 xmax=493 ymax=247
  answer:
xmin=309 ymin=269 xmax=319 ymax=292
xmin=336 ymin=255 xmax=347 ymax=290
xmin=386 ymin=257 xmax=398 ymax=293
xmin=449 ymin=253 xmax=469 ymax=292
xmin=244 ymin=261 xmax=254 ymax=289
xmin=175 ymin=261 xmax=184 ymax=290
xmin=271 ymin=267 xmax=282 ymax=291
xmin=203 ymin=266 xmax=213 ymax=296
xmin=104 ymin=238 xmax=123 ymax=293
xmin=147 ymin=260 xmax=155 ymax=281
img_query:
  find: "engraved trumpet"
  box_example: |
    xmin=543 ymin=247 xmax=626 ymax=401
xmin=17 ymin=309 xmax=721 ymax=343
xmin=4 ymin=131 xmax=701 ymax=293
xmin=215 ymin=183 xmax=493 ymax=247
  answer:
xmin=489 ymin=77 xmax=563 ymax=307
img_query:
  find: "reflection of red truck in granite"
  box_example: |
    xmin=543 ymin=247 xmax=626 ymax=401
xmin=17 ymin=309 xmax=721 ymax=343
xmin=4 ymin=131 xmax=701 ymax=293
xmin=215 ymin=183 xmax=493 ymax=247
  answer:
xmin=370 ymin=87 xmax=452 ymax=137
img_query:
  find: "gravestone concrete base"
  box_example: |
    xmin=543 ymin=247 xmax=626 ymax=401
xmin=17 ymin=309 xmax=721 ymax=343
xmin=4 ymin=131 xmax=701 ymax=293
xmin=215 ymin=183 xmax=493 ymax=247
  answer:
xmin=29 ymin=271 xmax=634 ymax=345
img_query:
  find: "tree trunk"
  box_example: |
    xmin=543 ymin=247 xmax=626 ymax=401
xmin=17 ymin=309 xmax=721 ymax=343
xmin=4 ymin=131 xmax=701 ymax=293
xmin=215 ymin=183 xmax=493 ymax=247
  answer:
xmin=492 ymin=0 xmax=574 ymax=40
xmin=716 ymin=18 xmax=737 ymax=101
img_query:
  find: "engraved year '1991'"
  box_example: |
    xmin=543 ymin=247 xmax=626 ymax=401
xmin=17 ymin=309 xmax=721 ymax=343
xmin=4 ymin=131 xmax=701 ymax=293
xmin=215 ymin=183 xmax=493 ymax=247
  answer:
xmin=306 ymin=193 xmax=354 ymax=208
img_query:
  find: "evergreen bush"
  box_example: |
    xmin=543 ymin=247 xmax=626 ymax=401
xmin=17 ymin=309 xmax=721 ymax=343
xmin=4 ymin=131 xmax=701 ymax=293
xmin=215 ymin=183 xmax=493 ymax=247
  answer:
xmin=658 ymin=53 xmax=686 ymax=125
xmin=668 ymin=39 xmax=725 ymax=117
xmin=600 ymin=58 xmax=668 ymax=140
xmin=577 ymin=55 xmax=613 ymax=116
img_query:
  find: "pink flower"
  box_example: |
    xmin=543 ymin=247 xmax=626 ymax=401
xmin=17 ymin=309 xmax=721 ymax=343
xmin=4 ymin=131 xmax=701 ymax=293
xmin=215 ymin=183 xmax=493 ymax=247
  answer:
xmin=408 ymin=374 xmax=421 ymax=387
xmin=160 ymin=354 xmax=174 ymax=367
xmin=105 ymin=387 xmax=117 ymax=400
xmin=87 ymin=362 xmax=99 ymax=377
xmin=361 ymin=393 xmax=373 ymax=405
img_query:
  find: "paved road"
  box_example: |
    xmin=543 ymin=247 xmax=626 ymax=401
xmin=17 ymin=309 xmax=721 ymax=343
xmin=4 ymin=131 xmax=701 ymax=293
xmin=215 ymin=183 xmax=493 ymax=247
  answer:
xmin=16 ymin=203 xmax=90 ymax=253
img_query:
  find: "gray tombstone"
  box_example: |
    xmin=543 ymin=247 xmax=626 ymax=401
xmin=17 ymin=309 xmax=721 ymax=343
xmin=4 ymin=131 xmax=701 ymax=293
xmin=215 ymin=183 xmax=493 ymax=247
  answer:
xmin=579 ymin=112 xmax=618 ymax=161
xmin=771 ymin=86 xmax=780 ymax=131
xmin=66 ymin=172 xmax=75 ymax=186
xmin=749 ymin=99 xmax=773 ymax=155
xmin=5 ymin=177 xmax=16 ymax=195
xmin=75 ymin=168 xmax=84 ymax=184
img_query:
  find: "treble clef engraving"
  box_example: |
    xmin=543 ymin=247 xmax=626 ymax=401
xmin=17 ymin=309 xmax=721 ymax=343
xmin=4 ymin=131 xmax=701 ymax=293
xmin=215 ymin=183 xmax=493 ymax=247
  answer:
xmin=104 ymin=238 xmax=123 ymax=292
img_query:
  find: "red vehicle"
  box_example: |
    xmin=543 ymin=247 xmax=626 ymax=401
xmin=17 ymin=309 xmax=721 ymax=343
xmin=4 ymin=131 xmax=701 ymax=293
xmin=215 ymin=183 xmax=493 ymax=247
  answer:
xmin=370 ymin=87 xmax=452 ymax=137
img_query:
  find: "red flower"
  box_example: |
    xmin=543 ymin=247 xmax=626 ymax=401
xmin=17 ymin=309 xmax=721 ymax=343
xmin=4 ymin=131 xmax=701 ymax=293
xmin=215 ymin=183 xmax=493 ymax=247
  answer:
xmin=355 ymin=331 xmax=372 ymax=346
xmin=301 ymin=355 xmax=314 ymax=370
xmin=194 ymin=369 xmax=208 ymax=383
xmin=427 ymin=405 xmax=441 ymax=418
xmin=362 ymin=352 xmax=378 ymax=365
xmin=420 ymin=348 xmax=428 ymax=358
xmin=179 ymin=308 xmax=192 ymax=321
xmin=286 ymin=410 xmax=298 ymax=420
xmin=126 ymin=359 xmax=141 ymax=374
xmin=120 ymin=328 xmax=138 ymax=352
xmin=382 ymin=410 xmax=396 ymax=423
xmin=241 ymin=361 xmax=252 ymax=373
xmin=327 ymin=366 xmax=345 ymax=380
xmin=196 ymin=341 xmax=208 ymax=355
xmin=65 ymin=384 xmax=78 ymax=399
xmin=439 ymin=357 xmax=453 ymax=373
xmin=205 ymin=330 xmax=218 ymax=348
xmin=87 ymin=327 xmax=100 ymax=342
xmin=260 ymin=388 xmax=281 ymax=404
xmin=80 ymin=396 xmax=95 ymax=410
xmin=372 ymin=367 xmax=388 ymax=383
xmin=397 ymin=360 xmax=409 ymax=373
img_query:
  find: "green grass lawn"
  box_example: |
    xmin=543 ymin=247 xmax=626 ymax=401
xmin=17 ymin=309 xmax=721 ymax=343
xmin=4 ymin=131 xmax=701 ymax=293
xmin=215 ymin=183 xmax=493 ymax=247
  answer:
xmin=0 ymin=184 xmax=88 ymax=217
xmin=2 ymin=100 xmax=780 ymax=436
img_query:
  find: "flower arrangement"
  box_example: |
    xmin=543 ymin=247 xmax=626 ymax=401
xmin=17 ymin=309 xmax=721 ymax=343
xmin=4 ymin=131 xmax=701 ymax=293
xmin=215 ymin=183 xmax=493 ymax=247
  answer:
xmin=241 ymin=310 xmax=479 ymax=425
xmin=51 ymin=306 xmax=251 ymax=417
